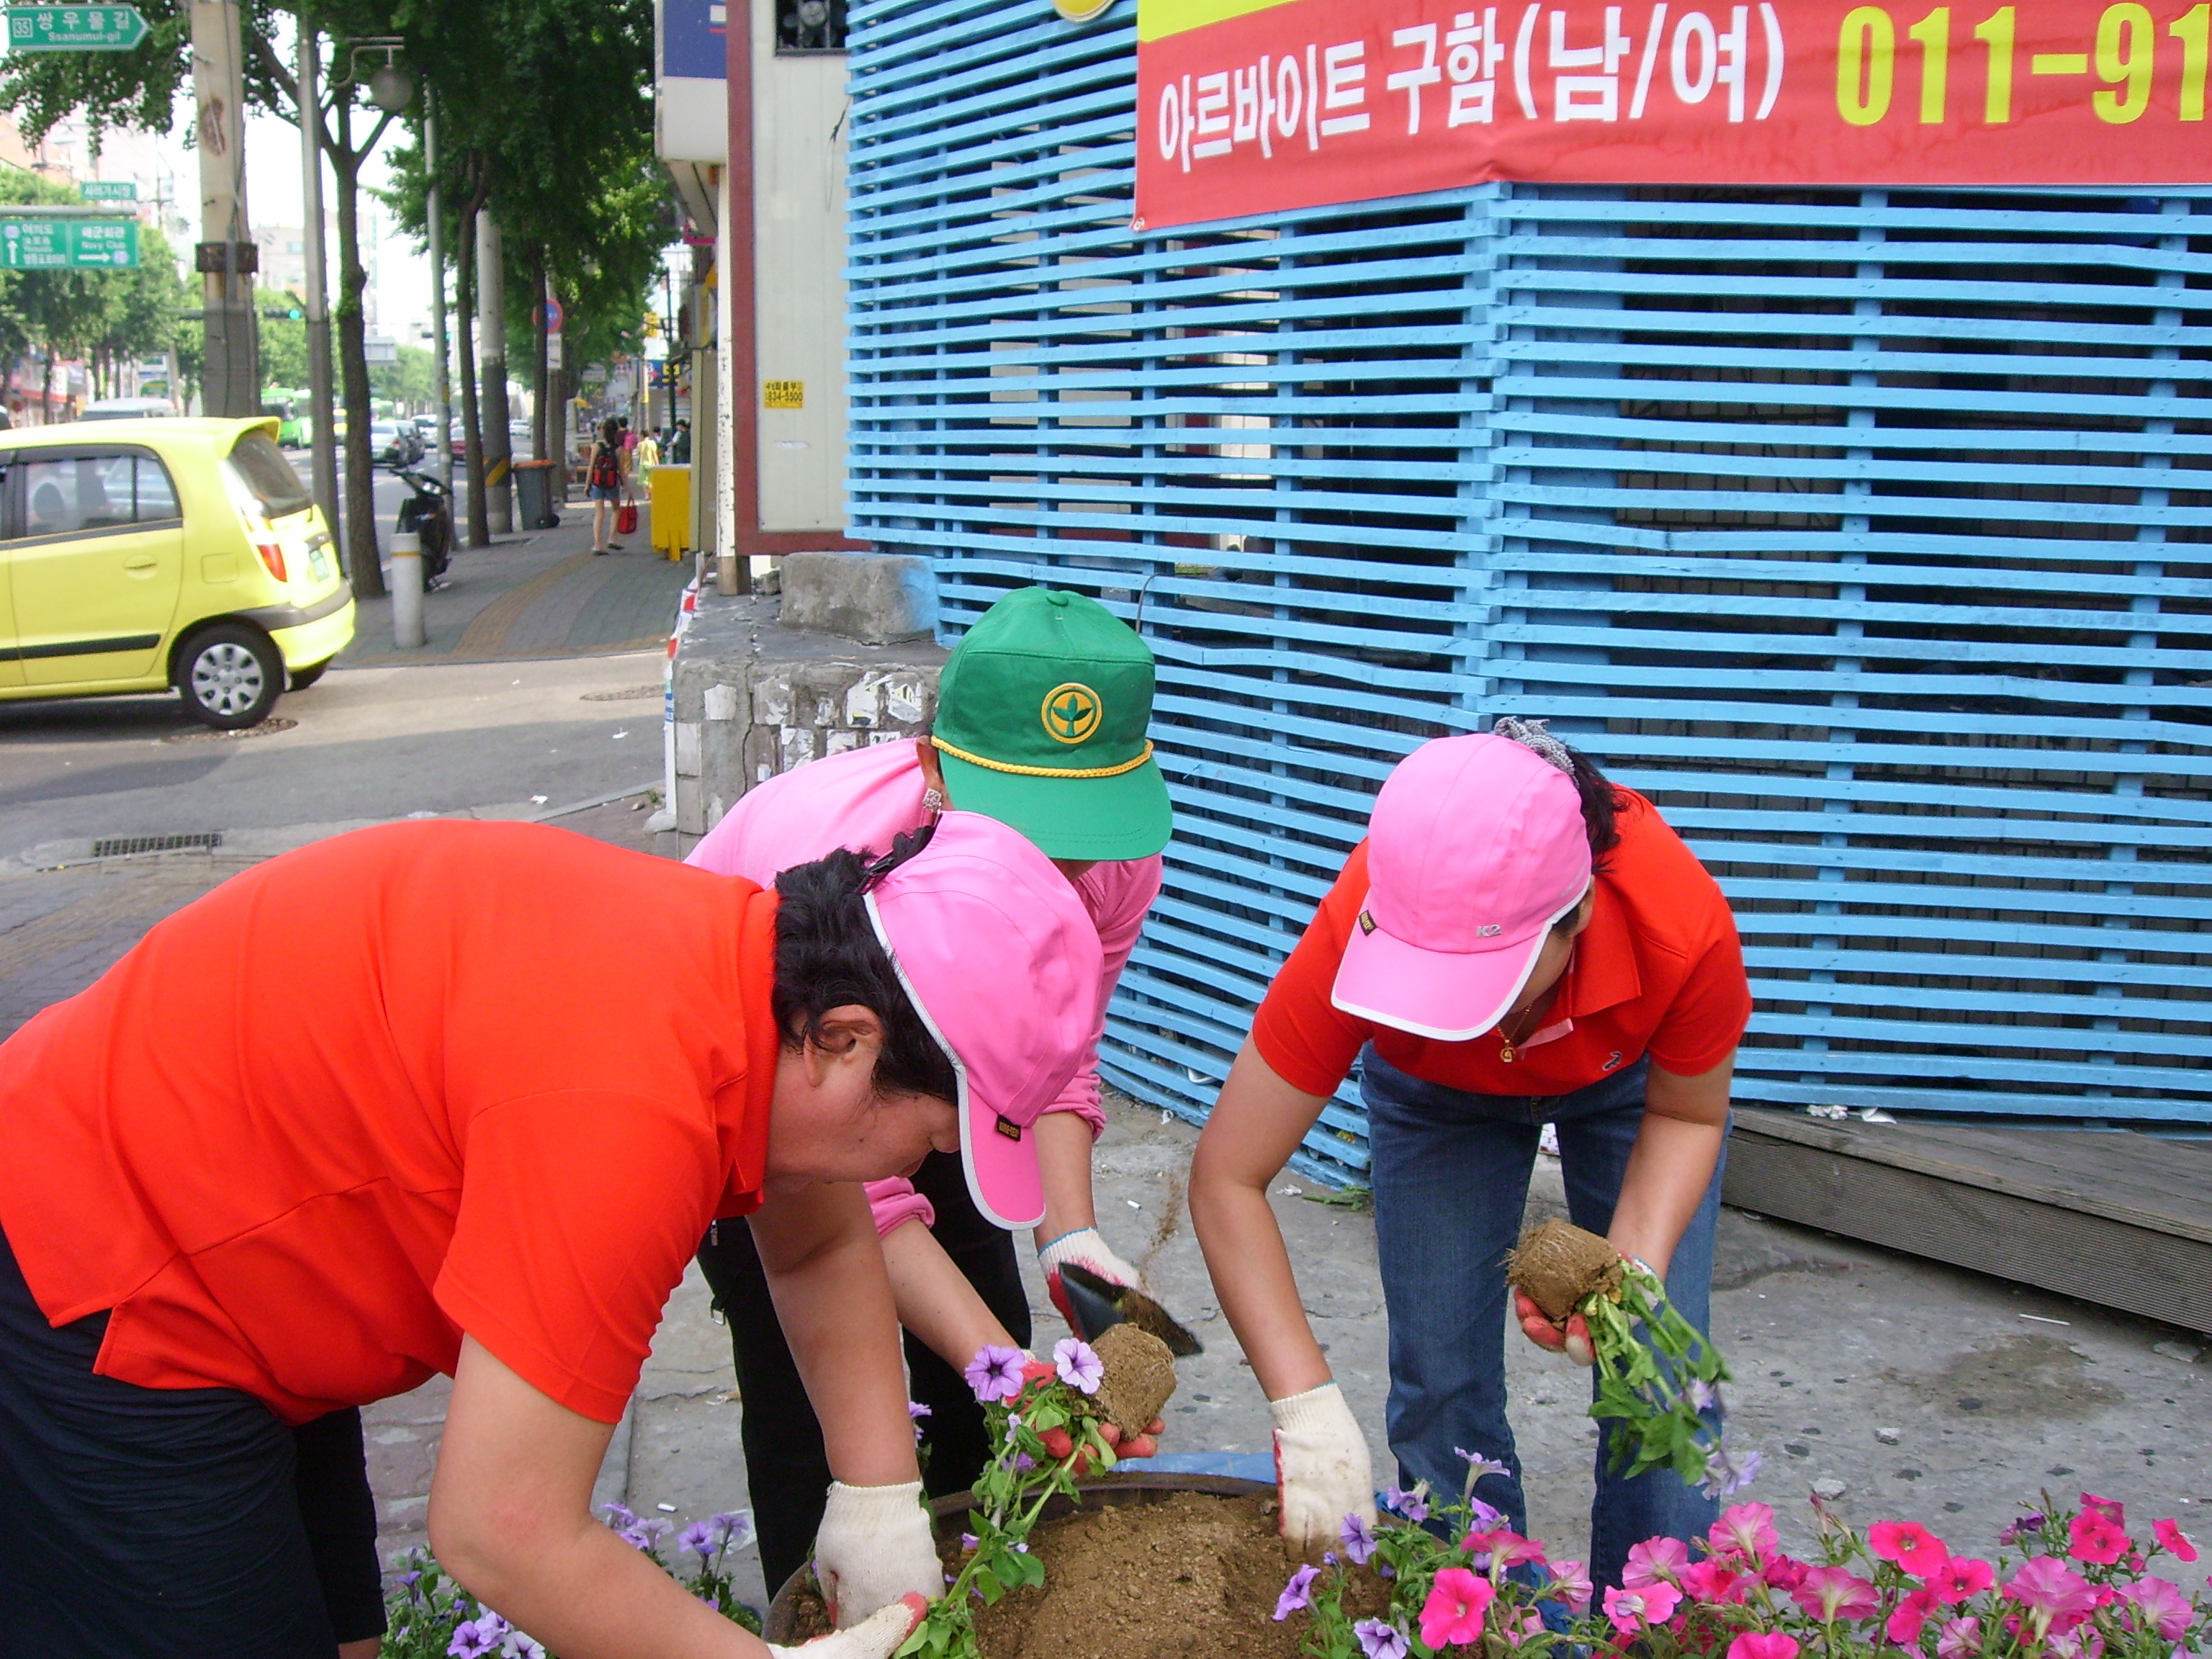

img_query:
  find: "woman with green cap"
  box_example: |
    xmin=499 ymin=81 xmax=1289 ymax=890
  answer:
xmin=686 ymin=585 xmax=1177 ymax=1597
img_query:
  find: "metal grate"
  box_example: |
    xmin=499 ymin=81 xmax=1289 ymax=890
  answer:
xmin=90 ymin=833 xmax=225 ymax=858
xmin=845 ymin=2 xmax=2212 ymax=1183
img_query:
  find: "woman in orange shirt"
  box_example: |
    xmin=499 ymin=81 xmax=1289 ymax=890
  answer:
xmin=0 ymin=813 xmax=1102 ymax=1659
xmin=1190 ymin=724 xmax=1752 ymax=1589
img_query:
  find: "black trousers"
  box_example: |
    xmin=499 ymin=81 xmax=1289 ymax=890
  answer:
xmin=0 ymin=1224 xmax=385 ymax=1657
xmin=696 ymin=1151 xmax=1031 ymax=1598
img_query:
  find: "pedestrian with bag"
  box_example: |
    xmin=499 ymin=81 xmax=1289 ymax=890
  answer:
xmin=1189 ymin=722 xmax=1752 ymax=1586
xmin=0 ymin=814 xmax=1105 ymax=1659
xmin=687 ymin=585 xmax=1179 ymax=1599
xmin=587 ymin=417 xmax=629 ymax=554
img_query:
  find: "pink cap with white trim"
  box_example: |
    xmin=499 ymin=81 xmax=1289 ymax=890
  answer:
xmin=863 ymin=811 xmax=1104 ymax=1230
xmin=1331 ymin=734 xmax=1592 ymax=1042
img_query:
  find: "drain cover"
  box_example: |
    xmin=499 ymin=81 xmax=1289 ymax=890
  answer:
xmin=160 ymin=717 xmax=299 ymax=745
xmin=580 ymin=685 xmax=660 ymax=702
xmin=91 ymin=832 xmax=225 ymax=858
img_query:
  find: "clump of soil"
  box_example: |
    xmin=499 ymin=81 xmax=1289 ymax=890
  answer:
xmin=1091 ymin=1324 xmax=1177 ymax=1436
xmin=781 ymin=1492 xmax=1385 ymax=1658
xmin=1509 ymin=1216 xmax=1621 ymax=1321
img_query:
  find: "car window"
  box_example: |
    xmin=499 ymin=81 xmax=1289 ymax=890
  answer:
xmin=16 ymin=452 xmax=161 ymax=537
xmin=225 ymin=428 xmax=313 ymax=519
xmin=135 ymin=454 xmax=180 ymax=521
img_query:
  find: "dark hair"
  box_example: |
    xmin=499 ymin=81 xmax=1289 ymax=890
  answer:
xmin=1561 ymin=744 xmax=1623 ymax=867
xmin=771 ymin=829 xmax=959 ymax=1103
xmin=600 ymin=418 xmax=621 ymax=446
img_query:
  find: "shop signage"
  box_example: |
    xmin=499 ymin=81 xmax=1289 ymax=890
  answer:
xmin=1134 ymin=0 xmax=2211 ymax=230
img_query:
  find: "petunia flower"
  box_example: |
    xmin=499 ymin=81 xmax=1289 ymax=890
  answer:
xmin=1763 ymin=1555 xmax=1810 ymax=1593
xmin=1889 ymin=1587 xmax=1944 ymax=1643
xmin=678 ymin=1520 xmax=720 ymax=1562
xmin=1791 ymin=1564 xmax=1880 ymax=1622
xmin=1455 ymin=1446 xmax=1511 ymax=1481
xmin=1999 ymin=1512 xmax=2047 ymax=1547
xmin=963 ymin=1344 xmax=1026 ymax=1404
xmin=1930 ymin=1556 xmax=1995 ymax=1604
xmin=1354 ymin=1618 xmax=1411 ymax=1659
xmin=447 ymin=1622 xmax=500 ymax=1659
xmin=908 ymin=1401 xmax=932 ymax=1440
xmin=1052 ymin=1337 xmax=1104 ymax=1395
xmin=1870 ymin=1519 xmax=1952 ymax=1578
xmin=710 ymin=1511 xmax=755 ymax=1552
xmin=1689 ymin=1377 xmax=1721 ymax=1413
xmin=1465 ymin=1496 xmax=1506 ymax=1531
xmin=601 ymin=1502 xmax=639 ymax=1529
xmin=1422 ymin=1568 xmax=1496 ymax=1648
xmin=1274 ymin=1563 xmax=1320 ymax=1621
xmin=1710 ymin=1501 xmax=1780 ymax=1563
xmin=2152 ymin=1519 xmax=2198 ymax=1564
xmin=1547 ymin=1558 xmax=1593 ymax=1614
xmin=1701 ymin=1442 xmax=1763 ymax=1498
xmin=1727 ymin=1634 xmax=1799 ymax=1659
xmin=2068 ymin=1510 xmax=2131 ymax=1566
xmin=2046 ymin=1629 xmax=2105 ymax=1659
xmin=1384 ymin=1483 xmax=1431 ymax=1524
xmin=1604 ymin=1581 xmax=1682 ymax=1635
xmin=1681 ymin=1560 xmax=1747 ymax=1605
xmin=1624 ymin=1536 xmax=1691 ymax=1588
xmin=2080 ymin=1493 xmax=2126 ymax=1527
xmin=2005 ymin=1556 xmax=2100 ymax=1638
xmin=2116 ymin=1577 xmax=2193 ymax=1642
xmin=1936 ymin=1616 xmax=1983 ymax=1659
xmin=1341 ymin=1512 xmax=1377 ymax=1565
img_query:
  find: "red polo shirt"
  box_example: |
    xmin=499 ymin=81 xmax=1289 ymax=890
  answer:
xmin=1254 ymin=789 xmax=1750 ymax=1101
xmin=0 ymin=821 xmax=780 ymax=1425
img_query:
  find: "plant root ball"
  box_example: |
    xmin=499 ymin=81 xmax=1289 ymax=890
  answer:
xmin=1092 ymin=1323 xmax=1177 ymax=1437
xmin=1508 ymin=1217 xmax=1622 ymax=1323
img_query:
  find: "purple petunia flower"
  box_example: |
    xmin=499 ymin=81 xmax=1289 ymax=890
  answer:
xmin=448 ymin=1614 xmax=507 ymax=1658
xmin=1456 ymin=1446 xmax=1511 ymax=1481
xmin=1689 ymin=1378 xmax=1721 ymax=1413
xmin=1701 ymin=1444 xmax=1763 ymax=1498
xmin=1053 ymin=1336 xmax=1105 ymax=1395
xmin=678 ymin=1520 xmax=719 ymax=1562
xmin=1467 ymin=1496 xmax=1506 ymax=1531
xmin=1274 ymin=1563 xmax=1321 ymax=1621
xmin=909 ymin=1400 xmax=932 ymax=1440
xmin=1355 ymin=1618 xmax=1411 ymax=1659
xmin=1342 ymin=1511 xmax=1377 ymax=1565
xmin=711 ymin=1510 xmax=755 ymax=1551
xmin=1384 ymin=1483 xmax=1431 ymax=1524
xmin=601 ymin=1502 xmax=639 ymax=1529
xmin=966 ymin=1344 xmax=1026 ymax=1403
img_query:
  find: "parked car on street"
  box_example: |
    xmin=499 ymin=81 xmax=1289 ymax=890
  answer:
xmin=0 ymin=417 xmax=355 ymax=729
xmin=369 ymin=421 xmax=423 ymax=468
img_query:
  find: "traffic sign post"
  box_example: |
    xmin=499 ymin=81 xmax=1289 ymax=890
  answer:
xmin=5 ymin=5 xmax=150 ymax=50
xmin=0 ymin=216 xmax=140 ymax=268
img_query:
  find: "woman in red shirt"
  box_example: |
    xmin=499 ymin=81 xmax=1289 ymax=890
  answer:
xmin=0 ymin=814 xmax=1102 ymax=1659
xmin=1190 ymin=724 xmax=1752 ymax=1588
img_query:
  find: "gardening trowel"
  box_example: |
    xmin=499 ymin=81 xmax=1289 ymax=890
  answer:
xmin=1056 ymin=1262 xmax=1204 ymax=1357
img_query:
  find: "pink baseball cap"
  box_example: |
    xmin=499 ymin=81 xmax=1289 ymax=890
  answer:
xmin=863 ymin=811 xmax=1104 ymax=1229
xmin=1332 ymin=734 xmax=1593 ymax=1041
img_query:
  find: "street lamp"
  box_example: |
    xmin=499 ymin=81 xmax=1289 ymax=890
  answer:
xmin=367 ymin=63 xmax=415 ymax=113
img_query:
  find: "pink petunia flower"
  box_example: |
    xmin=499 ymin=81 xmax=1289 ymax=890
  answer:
xmin=1936 ymin=1616 xmax=1983 ymax=1659
xmin=1932 ymin=1557 xmax=1997 ymax=1604
xmin=1710 ymin=1502 xmax=1781 ymax=1564
xmin=1763 ymin=1555 xmax=1811 ymax=1593
xmin=1624 ymin=1536 xmax=1691 ymax=1588
xmin=1604 ymin=1581 xmax=1683 ymax=1635
xmin=2080 ymin=1493 xmax=2126 ymax=1527
xmin=1727 ymin=1634 xmax=1800 ymax=1659
xmin=1682 ymin=1560 xmax=1748 ymax=1605
xmin=1870 ymin=1519 xmax=1953 ymax=1578
xmin=1889 ymin=1587 xmax=1943 ymax=1643
xmin=2005 ymin=1556 xmax=2100 ymax=1638
xmin=1791 ymin=1564 xmax=1880 ymax=1623
xmin=2116 ymin=1577 xmax=2193 ymax=1642
xmin=2152 ymin=1519 xmax=2198 ymax=1564
xmin=2069 ymin=1510 xmax=2131 ymax=1566
xmin=1464 ymin=1529 xmax=1547 ymax=1570
xmin=1546 ymin=1559 xmax=1593 ymax=1615
xmin=2046 ymin=1629 xmax=2105 ymax=1659
xmin=1420 ymin=1568 xmax=1495 ymax=1650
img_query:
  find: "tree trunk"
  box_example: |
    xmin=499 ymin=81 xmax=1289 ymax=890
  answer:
xmin=331 ymin=96 xmax=386 ymax=598
xmin=454 ymin=179 xmax=489 ymax=550
xmin=40 ymin=344 xmax=53 ymax=426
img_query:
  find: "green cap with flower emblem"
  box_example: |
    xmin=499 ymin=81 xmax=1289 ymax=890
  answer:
xmin=930 ymin=587 xmax=1172 ymax=862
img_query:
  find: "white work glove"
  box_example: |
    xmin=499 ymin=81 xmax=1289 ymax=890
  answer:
xmin=1038 ymin=1226 xmax=1143 ymax=1329
xmin=813 ymin=1480 xmax=942 ymax=1629
xmin=768 ymin=1592 xmax=931 ymax=1658
xmin=1269 ymin=1382 xmax=1377 ymax=1557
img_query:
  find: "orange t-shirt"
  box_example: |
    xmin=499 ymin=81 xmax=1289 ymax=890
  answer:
xmin=0 ymin=820 xmax=780 ymax=1426
xmin=1254 ymin=790 xmax=1750 ymax=1101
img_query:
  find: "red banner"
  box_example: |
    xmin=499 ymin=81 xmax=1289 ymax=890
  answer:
xmin=1133 ymin=0 xmax=2212 ymax=231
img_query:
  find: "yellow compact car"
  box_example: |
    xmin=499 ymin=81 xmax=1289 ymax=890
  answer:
xmin=0 ymin=417 xmax=354 ymax=729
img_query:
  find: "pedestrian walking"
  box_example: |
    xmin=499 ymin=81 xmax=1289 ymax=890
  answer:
xmin=669 ymin=418 xmax=691 ymax=464
xmin=685 ymin=585 xmax=1179 ymax=1596
xmin=635 ymin=427 xmax=662 ymax=469
xmin=586 ymin=417 xmax=627 ymax=554
xmin=0 ymin=815 xmax=1104 ymax=1659
xmin=1189 ymin=722 xmax=1751 ymax=1586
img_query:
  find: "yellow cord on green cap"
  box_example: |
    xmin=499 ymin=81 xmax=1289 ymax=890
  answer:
xmin=930 ymin=734 xmax=1156 ymax=780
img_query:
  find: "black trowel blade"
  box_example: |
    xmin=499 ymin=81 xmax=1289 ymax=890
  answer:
xmin=1059 ymin=1262 xmax=1204 ymax=1357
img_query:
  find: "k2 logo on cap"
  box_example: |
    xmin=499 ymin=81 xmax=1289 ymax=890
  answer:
xmin=1041 ymin=683 xmax=1102 ymax=745
xmin=1357 ymin=909 xmax=1378 ymax=935
xmin=995 ymin=1115 xmax=1025 ymax=1142
xmin=1476 ymin=925 xmax=1502 ymax=937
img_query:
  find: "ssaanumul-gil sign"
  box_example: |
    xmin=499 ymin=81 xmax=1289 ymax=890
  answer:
xmin=5 ymin=5 xmax=150 ymax=51
xmin=1134 ymin=0 xmax=2211 ymax=230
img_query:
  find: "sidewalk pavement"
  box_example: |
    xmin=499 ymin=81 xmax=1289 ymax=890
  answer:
xmin=341 ymin=498 xmax=689 ymax=667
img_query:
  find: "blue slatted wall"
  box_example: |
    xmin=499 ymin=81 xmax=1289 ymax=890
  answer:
xmin=845 ymin=0 xmax=2212 ymax=1184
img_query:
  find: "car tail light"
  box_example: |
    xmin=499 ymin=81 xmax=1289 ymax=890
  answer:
xmin=255 ymin=541 xmax=287 ymax=581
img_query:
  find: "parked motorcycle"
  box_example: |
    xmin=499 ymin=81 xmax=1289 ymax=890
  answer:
xmin=394 ymin=466 xmax=457 ymax=588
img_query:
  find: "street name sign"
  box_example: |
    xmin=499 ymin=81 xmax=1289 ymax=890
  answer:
xmin=0 ymin=216 xmax=140 ymax=268
xmin=81 ymin=179 xmax=138 ymax=202
xmin=6 ymin=5 xmax=150 ymax=50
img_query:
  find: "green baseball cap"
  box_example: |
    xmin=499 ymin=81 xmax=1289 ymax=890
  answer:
xmin=931 ymin=587 xmax=1173 ymax=862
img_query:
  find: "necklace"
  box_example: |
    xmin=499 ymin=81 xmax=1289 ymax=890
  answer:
xmin=1496 ymin=948 xmax=1574 ymax=1063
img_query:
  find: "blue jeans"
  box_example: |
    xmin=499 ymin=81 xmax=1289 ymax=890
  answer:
xmin=1362 ymin=1046 xmax=1725 ymax=1589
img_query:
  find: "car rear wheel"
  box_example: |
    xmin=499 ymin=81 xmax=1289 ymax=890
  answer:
xmin=176 ymin=624 xmax=284 ymax=729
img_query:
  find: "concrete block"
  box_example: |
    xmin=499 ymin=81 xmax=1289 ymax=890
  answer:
xmin=777 ymin=551 xmax=938 ymax=644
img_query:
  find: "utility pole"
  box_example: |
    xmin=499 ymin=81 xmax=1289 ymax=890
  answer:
xmin=298 ymin=18 xmax=338 ymax=541
xmin=426 ymin=94 xmax=452 ymax=490
xmin=190 ymin=0 xmax=258 ymax=417
xmin=477 ymin=214 xmax=512 ymax=534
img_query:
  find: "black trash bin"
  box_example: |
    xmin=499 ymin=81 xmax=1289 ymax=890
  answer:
xmin=514 ymin=459 xmax=559 ymax=529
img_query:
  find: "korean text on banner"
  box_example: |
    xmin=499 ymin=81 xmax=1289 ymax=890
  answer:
xmin=1133 ymin=0 xmax=2212 ymax=230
